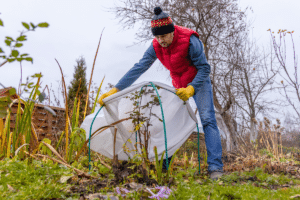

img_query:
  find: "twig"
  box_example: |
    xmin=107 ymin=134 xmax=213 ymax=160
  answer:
xmin=0 ymin=60 xmax=8 ymax=67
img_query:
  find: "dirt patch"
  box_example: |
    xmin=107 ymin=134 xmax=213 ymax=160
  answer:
xmin=69 ymin=178 xmax=109 ymax=195
xmin=112 ymin=160 xmax=157 ymax=185
xmin=68 ymin=160 xmax=157 ymax=196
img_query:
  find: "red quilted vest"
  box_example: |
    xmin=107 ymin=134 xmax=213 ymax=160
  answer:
xmin=153 ymin=25 xmax=199 ymax=88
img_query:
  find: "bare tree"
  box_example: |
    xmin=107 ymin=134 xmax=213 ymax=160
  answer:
xmin=109 ymin=0 xmax=248 ymax=57
xmin=269 ymin=29 xmax=300 ymax=122
xmin=211 ymin=26 xmax=280 ymax=146
xmin=233 ymin=38 xmax=279 ymax=143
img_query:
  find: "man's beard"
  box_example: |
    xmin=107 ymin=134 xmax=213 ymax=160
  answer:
xmin=160 ymin=42 xmax=168 ymax=47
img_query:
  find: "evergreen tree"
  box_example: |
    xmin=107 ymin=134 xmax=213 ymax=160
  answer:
xmin=68 ymin=56 xmax=89 ymax=124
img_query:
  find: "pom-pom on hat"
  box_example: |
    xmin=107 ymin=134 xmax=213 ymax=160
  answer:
xmin=151 ymin=7 xmax=175 ymax=36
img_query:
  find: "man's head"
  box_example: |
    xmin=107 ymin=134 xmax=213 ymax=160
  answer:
xmin=151 ymin=7 xmax=175 ymax=46
xmin=155 ymin=31 xmax=174 ymax=47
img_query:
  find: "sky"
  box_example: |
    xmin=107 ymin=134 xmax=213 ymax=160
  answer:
xmin=0 ymin=0 xmax=299 ymax=122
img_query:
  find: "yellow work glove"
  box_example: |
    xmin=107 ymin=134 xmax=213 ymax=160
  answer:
xmin=98 ymin=87 xmax=118 ymax=106
xmin=175 ymin=85 xmax=195 ymax=101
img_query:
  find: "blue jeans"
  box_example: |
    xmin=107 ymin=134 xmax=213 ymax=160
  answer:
xmin=193 ymin=76 xmax=223 ymax=172
xmin=163 ymin=76 xmax=223 ymax=172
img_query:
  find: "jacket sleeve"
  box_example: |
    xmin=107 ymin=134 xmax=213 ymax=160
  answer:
xmin=187 ymin=35 xmax=211 ymax=94
xmin=115 ymin=43 xmax=157 ymax=91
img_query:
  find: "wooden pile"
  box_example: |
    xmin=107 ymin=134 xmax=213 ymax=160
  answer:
xmin=1 ymin=87 xmax=66 ymax=142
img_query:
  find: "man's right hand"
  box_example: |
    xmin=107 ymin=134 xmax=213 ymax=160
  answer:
xmin=98 ymin=87 xmax=118 ymax=106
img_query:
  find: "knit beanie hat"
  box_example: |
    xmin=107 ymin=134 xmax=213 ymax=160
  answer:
xmin=151 ymin=7 xmax=175 ymax=36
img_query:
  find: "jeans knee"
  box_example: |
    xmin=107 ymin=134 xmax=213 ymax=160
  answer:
xmin=200 ymin=114 xmax=217 ymax=128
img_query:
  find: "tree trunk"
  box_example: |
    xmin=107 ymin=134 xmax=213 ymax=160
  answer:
xmin=215 ymin=111 xmax=232 ymax=151
xmin=212 ymin=83 xmax=238 ymax=152
xmin=250 ymin=119 xmax=257 ymax=143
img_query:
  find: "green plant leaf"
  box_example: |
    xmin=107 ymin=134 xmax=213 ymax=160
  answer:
xmin=8 ymin=88 xmax=16 ymax=96
xmin=17 ymin=35 xmax=26 ymax=41
xmin=20 ymin=53 xmax=28 ymax=57
xmin=17 ymin=58 xmax=23 ymax=61
xmin=30 ymin=22 xmax=35 ymax=29
xmin=11 ymin=50 xmax=19 ymax=57
xmin=36 ymin=89 xmax=41 ymax=96
xmin=37 ymin=22 xmax=49 ymax=28
xmin=7 ymin=58 xmax=16 ymax=62
xmin=22 ymin=22 xmax=30 ymax=30
xmin=25 ymin=57 xmax=33 ymax=63
xmin=5 ymin=39 xmax=11 ymax=46
xmin=32 ymin=73 xmax=42 ymax=78
xmin=0 ymin=48 xmax=3 ymax=53
xmin=15 ymin=43 xmax=23 ymax=48
xmin=0 ymin=19 xmax=3 ymax=26
xmin=5 ymin=36 xmax=14 ymax=41
xmin=28 ymin=82 xmax=34 ymax=88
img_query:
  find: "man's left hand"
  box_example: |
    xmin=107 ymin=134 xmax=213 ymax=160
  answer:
xmin=176 ymin=85 xmax=195 ymax=101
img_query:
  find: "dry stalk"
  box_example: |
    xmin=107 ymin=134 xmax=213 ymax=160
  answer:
xmin=42 ymin=85 xmax=51 ymax=105
xmin=274 ymin=129 xmax=278 ymax=159
xmin=41 ymin=141 xmax=67 ymax=163
xmin=14 ymin=143 xmax=30 ymax=157
xmin=261 ymin=126 xmax=271 ymax=152
xmin=113 ymin=126 xmax=118 ymax=166
xmin=280 ymin=133 xmax=283 ymax=158
xmin=258 ymin=121 xmax=283 ymax=161
xmin=96 ymin=153 xmax=111 ymax=170
xmin=268 ymin=128 xmax=275 ymax=156
xmin=30 ymin=122 xmax=40 ymax=152
xmin=55 ymin=59 xmax=69 ymax=160
xmin=84 ymin=28 xmax=105 ymax=119
xmin=30 ymin=153 xmax=97 ymax=179
xmin=113 ymin=126 xmax=117 ymax=159
xmin=0 ymin=118 xmax=3 ymax=139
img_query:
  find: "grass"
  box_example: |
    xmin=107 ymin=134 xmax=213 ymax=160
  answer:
xmin=0 ymin=157 xmax=78 ymax=199
xmin=168 ymin=167 xmax=300 ymax=200
xmin=2 ymin=142 xmax=300 ymax=199
xmin=0 ymin=158 xmax=300 ymax=200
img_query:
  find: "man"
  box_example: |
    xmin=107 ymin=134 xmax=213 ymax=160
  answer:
xmin=98 ymin=7 xmax=224 ymax=180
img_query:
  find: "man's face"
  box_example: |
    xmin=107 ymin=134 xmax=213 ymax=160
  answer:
xmin=155 ymin=32 xmax=174 ymax=47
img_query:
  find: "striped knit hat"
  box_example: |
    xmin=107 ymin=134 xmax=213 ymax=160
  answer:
xmin=151 ymin=7 xmax=175 ymax=36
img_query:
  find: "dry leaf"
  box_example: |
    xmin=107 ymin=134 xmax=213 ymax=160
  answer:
xmin=60 ymin=175 xmax=74 ymax=183
xmin=7 ymin=184 xmax=15 ymax=192
xmin=290 ymin=194 xmax=300 ymax=198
